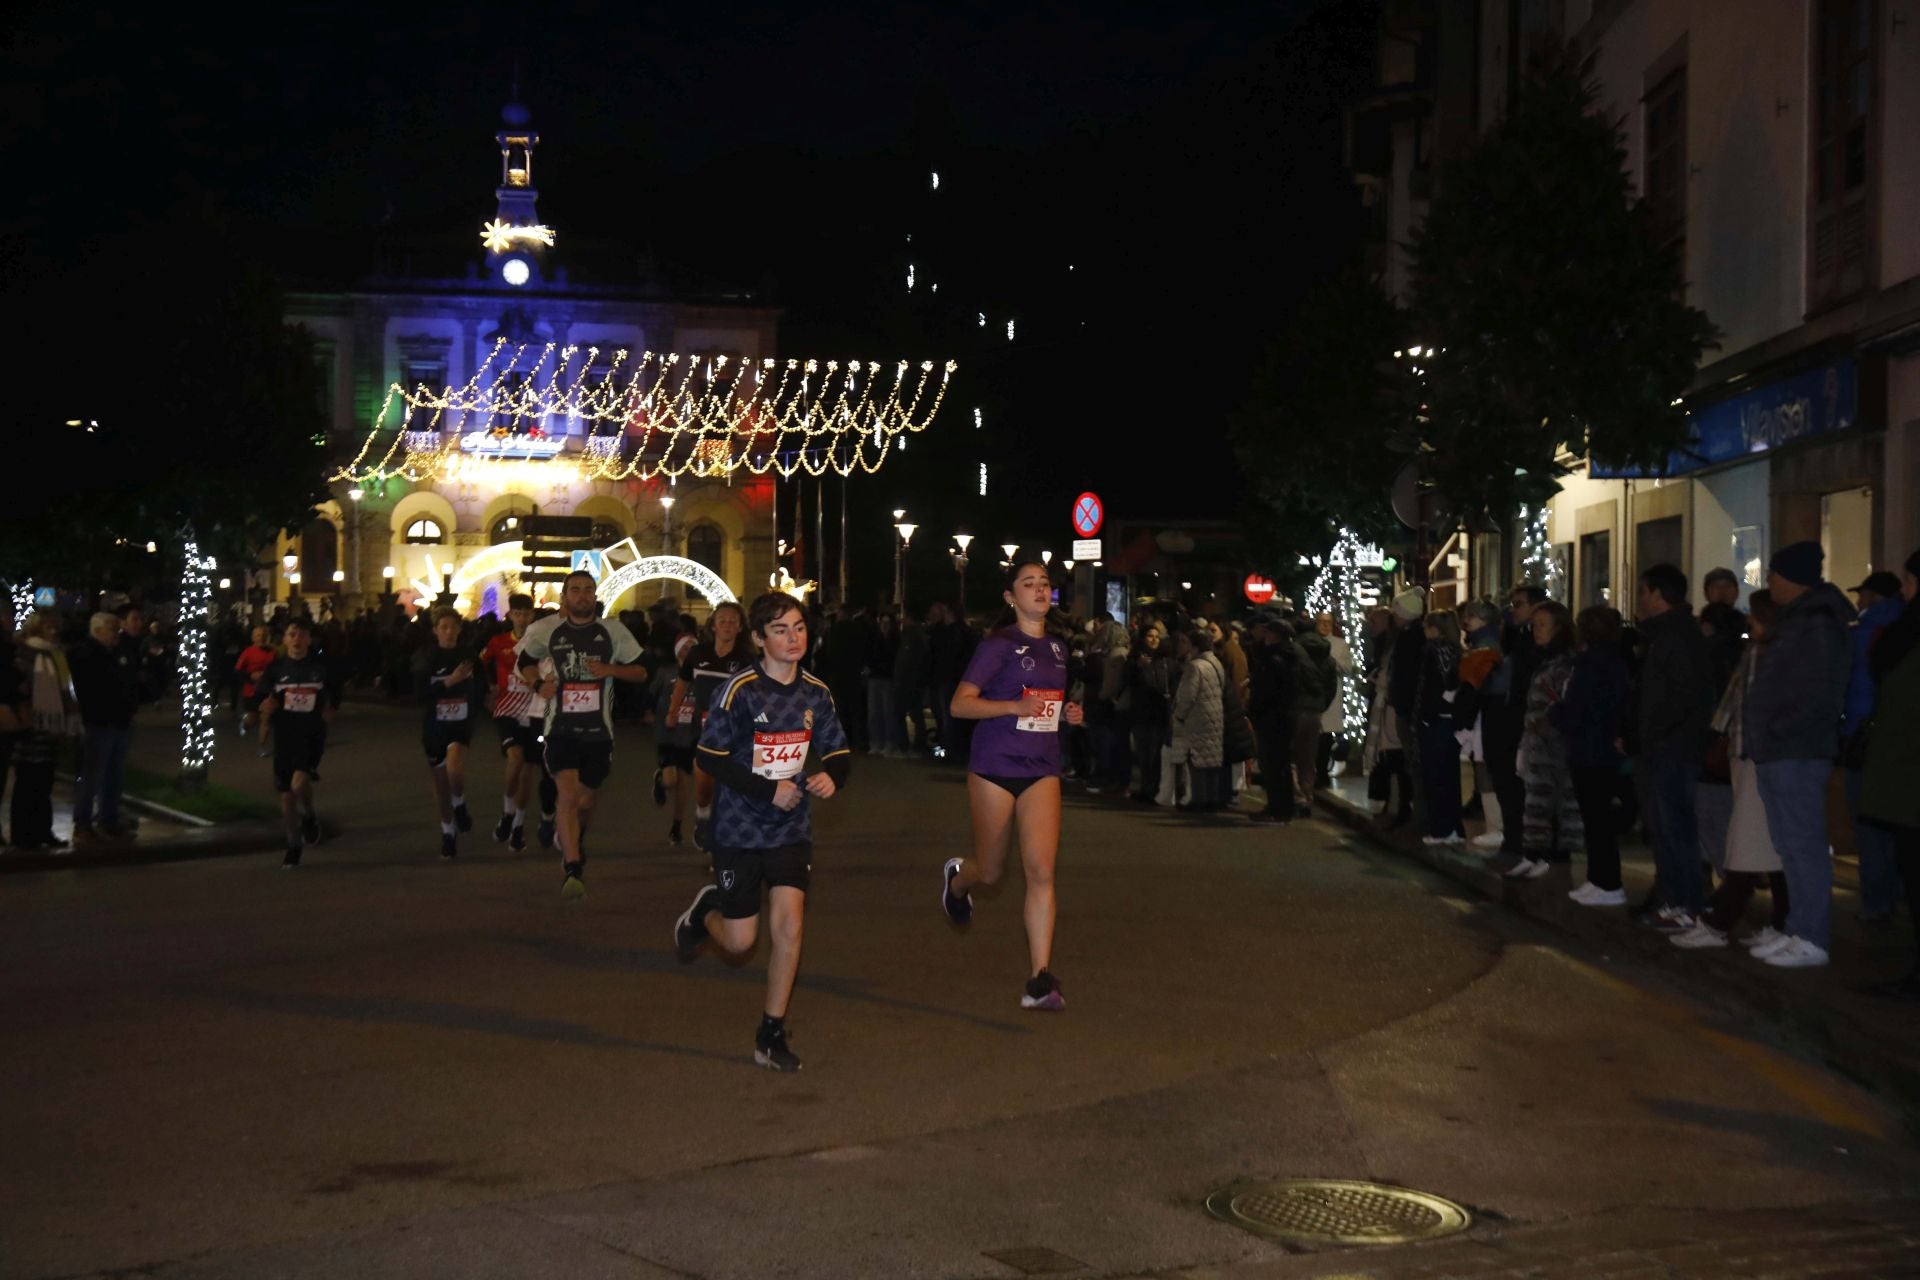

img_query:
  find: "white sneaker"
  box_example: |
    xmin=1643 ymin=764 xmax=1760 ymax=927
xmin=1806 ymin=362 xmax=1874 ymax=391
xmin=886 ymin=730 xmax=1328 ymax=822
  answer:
xmin=1569 ymin=883 xmax=1628 ymax=906
xmin=1471 ymin=831 xmax=1505 ymax=850
xmin=1672 ymin=922 xmax=1729 ymax=949
xmin=1740 ymin=926 xmax=1785 ymax=952
xmin=1762 ymin=937 xmax=1830 ymax=968
xmin=1748 ymin=930 xmax=1796 ymax=959
xmin=1520 ymin=859 xmax=1551 ymax=880
xmin=1502 ymin=858 xmax=1538 ymax=879
xmin=1421 ymin=834 xmax=1456 ymax=847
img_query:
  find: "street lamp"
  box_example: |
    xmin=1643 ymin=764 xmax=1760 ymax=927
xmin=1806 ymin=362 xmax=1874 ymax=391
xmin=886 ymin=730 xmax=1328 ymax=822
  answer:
xmin=345 ymin=486 xmax=364 ymax=595
xmin=894 ymin=520 xmax=918 ymax=606
xmin=1041 ymin=549 xmax=1053 ymax=565
xmin=1000 ymin=542 xmax=1018 ymax=566
xmin=952 ymin=533 xmax=973 ymax=608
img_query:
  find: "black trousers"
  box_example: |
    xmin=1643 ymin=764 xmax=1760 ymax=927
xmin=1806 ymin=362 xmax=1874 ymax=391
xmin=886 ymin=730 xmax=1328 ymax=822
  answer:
xmin=1571 ymin=765 xmax=1622 ymax=889
xmin=9 ymin=758 xmax=56 ymax=847
xmin=1369 ymin=749 xmax=1412 ymax=820
xmin=1895 ymin=825 xmax=1920 ymax=963
xmin=1702 ymin=870 xmax=1788 ymax=934
xmin=1484 ymin=705 xmax=1524 ymax=852
xmin=1256 ymin=720 xmax=1292 ymax=815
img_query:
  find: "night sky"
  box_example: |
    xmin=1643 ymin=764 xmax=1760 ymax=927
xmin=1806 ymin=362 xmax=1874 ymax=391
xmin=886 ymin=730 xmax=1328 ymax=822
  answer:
xmin=8 ymin=0 xmax=1378 ymax=544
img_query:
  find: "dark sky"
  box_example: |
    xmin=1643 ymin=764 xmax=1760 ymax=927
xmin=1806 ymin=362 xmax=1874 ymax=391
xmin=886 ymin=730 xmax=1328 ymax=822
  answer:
xmin=7 ymin=0 xmax=1379 ymax=546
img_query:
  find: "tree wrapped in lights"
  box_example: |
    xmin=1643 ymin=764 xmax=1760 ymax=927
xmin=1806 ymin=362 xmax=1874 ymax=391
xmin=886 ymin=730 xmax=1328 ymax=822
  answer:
xmin=1516 ymin=504 xmax=1564 ymax=599
xmin=1302 ymin=528 xmax=1381 ymax=740
xmin=177 ymin=534 xmax=218 ymax=783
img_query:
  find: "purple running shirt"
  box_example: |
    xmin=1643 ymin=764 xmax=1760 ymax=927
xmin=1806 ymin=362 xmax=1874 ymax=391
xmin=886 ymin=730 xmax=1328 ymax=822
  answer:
xmin=961 ymin=625 xmax=1071 ymax=778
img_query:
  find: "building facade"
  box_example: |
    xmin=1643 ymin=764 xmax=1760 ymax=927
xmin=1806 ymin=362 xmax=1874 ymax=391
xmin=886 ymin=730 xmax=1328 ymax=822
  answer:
xmin=280 ymin=99 xmax=781 ymax=619
xmin=1351 ymin=0 xmax=1919 ymax=608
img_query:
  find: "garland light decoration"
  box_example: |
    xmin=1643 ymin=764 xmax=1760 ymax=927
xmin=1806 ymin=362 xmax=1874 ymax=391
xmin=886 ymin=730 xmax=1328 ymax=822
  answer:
xmin=334 ymin=341 xmax=958 ymax=485
xmin=1302 ymin=528 xmax=1386 ymax=740
xmin=9 ymin=580 xmax=33 ymax=621
xmin=177 ymin=535 xmax=217 ymax=777
xmin=1517 ymin=504 xmax=1564 ymax=599
xmin=481 ymin=220 xmax=556 ymax=252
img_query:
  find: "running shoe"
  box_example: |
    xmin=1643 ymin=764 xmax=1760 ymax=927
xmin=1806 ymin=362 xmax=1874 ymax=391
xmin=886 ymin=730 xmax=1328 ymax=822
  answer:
xmin=674 ymin=885 xmax=722 ymax=962
xmin=754 ymin=1025 xmax=802 ymax=1072
xmin=453 ymin=802 xmax=472 ymax=833
xmin=693 ymin=820 xmax=712 ymax=853
xmin=1742 ymin=926 xmax=1787 ymax=953
xmin=1647 ymin=906 xmax=1696 ymax=934
xmin=1763 ymin=937 xmax=1830 ymax=968
xmin=562 ymin=863 xmax=586 ymax=899
xmin=1502 ymin=857 xmax=1539 ymax=879
xmin=282 ymin=845 xmax=302 ymax=869
xmin=537 ymin=817 xmax=556 ymax=851
xmin=300 ymin=812 xmax=321 ymax=846
xmin=1471 ymin=831 xmax=1505 ymax=850
xmin=652 ymin=769 xmax=668 ymax=806
xmin=669 ymin=820 xmax=684 ymax=846
xmin=493 ymin=814 xmax=514 ymax=843
xmin=508 ymin=823 xmax=527 ymax=852
xmin=1568 ymin=882 xmax=1627 ymax=907
xmin=1672 ymin=921 xmax=1729 ymax=949
xmin=440 ymin=832 xmax=457 ymax=860
xmin=1021 ymin=969 xmax=1065 ymax=1011
xmin=941 ymin=857 xmax=973 ymax=926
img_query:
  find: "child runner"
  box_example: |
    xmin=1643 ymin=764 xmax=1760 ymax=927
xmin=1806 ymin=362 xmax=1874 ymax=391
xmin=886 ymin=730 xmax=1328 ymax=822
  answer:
xmin=254 ymin=617 xmax=338 ymax=868
xmin=234 ymin=625 xmax=278 ymax=755
xmin=670 ymin=601 xmax=756 ymax=851
xmin=939 ymin=556 xmax=1083 ymax=1010
xmin=518 ymin=571 xmax=650 ymax=898
xmin=650 ymin=637 xmax=694 ymax=844
xmin=483 ymin=594 xmax=540 ymax=851
xmin=673 ymin=591 xmax=851 ymax=1072
xmin=415 ymin=607 xmax=481 ymax=859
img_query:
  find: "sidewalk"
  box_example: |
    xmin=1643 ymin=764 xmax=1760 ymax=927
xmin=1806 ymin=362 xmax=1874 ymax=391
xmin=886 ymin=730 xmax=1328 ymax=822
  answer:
xmin=1314 ymin=770 xmax=1920 ymax=1136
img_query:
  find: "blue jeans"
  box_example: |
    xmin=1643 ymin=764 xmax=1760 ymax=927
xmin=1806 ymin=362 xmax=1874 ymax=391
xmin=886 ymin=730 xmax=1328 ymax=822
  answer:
xmin=73 ymin=726 xmax=132 ymax=829
xmin=1755 ymin=758 xmax=1834 ymax=950
xmin=1844 ymin=768 xmax=1901 ymax=918
xmin=1637 ymin=745 xmax=1703 ymax=913
xmin=865 ymin=678 xmax=897 ymax=752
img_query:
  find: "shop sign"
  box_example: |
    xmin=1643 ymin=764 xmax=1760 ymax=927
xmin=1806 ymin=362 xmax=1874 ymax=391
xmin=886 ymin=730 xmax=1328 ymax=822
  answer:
xmin=1593 ymin=357 xmax=1858 ymax=478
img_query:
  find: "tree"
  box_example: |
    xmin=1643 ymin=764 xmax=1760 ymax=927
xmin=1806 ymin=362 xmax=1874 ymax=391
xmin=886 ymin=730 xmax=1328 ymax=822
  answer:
xmin=1405 ymin=44 xmax=1718 ymax=519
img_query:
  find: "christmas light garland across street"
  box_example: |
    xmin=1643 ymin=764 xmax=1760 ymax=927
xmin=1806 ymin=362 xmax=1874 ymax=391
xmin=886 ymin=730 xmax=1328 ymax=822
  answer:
xmin=177 ymin=535 xmax=218 ymax=778
xmin=333 ymin=340 xmax=959 ymax=485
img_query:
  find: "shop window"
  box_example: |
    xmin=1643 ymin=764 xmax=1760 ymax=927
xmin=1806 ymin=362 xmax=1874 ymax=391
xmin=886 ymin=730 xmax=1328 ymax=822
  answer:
xmin=1580 ymin=530 xmax=1612 ymax=608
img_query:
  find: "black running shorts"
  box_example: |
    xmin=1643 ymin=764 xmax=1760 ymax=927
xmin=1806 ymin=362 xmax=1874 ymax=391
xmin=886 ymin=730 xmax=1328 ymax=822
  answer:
xmin=544 ymin=735 xmax=613 ymax=789
xmin=494 ymin=716 xmax=541 ymax=759
xmin=710 ymin=842 xmax=812 ymax=917
xmin=423 ymin=725 xmax=474 ymax=768
xmin=658 ymin=742 xmax=694 ymax=771
xmin=273 ymin=725 xmax=327 ymax=792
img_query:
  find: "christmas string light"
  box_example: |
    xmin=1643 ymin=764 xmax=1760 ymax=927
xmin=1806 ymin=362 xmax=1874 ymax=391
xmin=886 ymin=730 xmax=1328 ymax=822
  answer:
xmin=177 ymin=535 xmax=217 ymax=776
xmin=9 ymin=580 xmax=34 ymax=620
xmin=1301 ymin=528 xmax=1382 ymax=740
xmin=1517 ymin=504 xmax=1564 ymax=598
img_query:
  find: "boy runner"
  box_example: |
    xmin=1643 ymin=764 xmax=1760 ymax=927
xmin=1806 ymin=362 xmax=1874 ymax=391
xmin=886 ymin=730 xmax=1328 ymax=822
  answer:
xmin=255 ymin=618 xmax=338 ymax=868
xmin=234 ymin=625 xmax=278 ymax=755
xmin=673 ymin=592 xmax=851 ymax=1072
xmin=518 ymin=571 xmax=649 ymax=898
xmin=669 ymin=601 xmax=755 ymax=850
xmin=483 ymin=594 xmax=540 ymax=851
xmin=415 ymin=608 xmax=482 ymax=859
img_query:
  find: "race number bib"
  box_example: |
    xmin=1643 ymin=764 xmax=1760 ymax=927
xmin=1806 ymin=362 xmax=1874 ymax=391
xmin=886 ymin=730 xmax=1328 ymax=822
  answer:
xmin=561 ymin=682 xmax=603 ymax=715
xmin=752 ymin=730 xmax=810 ymax=781
xmin=1015 ymin=687 xmax=1064 ymax=733
xmin=675 ymin=699 xmax=695 ymax=727
xmin=282 ymin=688 xmax=317 ymax=714
xmin=435 ymin=698 xmax=469 ymax=723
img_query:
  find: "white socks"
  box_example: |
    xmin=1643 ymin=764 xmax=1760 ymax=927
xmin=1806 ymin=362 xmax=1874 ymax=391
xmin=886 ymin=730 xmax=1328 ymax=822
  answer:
xmin=503 ymin=798 xmax=518 ymax=815
xmin=451 ymin=792 xmax=466 ymax=808
xmin=696 ymin=805 xmax=711 ymax=821
xmin=441 ymin=821 xmax=456 ymax=836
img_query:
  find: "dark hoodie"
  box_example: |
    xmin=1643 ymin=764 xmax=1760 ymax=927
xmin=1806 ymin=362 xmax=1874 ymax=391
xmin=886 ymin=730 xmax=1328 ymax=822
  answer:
xmin=1742 ymin=581 xmax=1857 ymax=763
xmin=1635 ymin=604 xmax=1715 ymax=756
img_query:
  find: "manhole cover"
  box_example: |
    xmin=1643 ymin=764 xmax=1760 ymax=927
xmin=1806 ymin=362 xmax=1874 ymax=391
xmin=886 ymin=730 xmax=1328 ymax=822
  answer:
xmin=1205 ymin=1179 xmax=1471 ymax=1246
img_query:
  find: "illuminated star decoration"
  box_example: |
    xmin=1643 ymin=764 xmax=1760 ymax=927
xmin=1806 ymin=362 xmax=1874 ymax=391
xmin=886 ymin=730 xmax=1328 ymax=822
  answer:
xmin=481 ymin=220 xmax=557 ymax=253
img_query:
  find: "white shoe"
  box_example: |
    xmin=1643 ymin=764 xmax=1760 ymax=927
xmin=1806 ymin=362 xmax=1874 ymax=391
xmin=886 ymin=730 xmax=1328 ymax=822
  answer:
xmin=1748 ymin=930 xmax=1796 ymax=959
xmin=1471 ymin=831 xmax=1505 ymax=850
xmin=1762 ymin=937 xmax=1830 ymax=968
xmin=1569 ymin=883 xmax=1627 ymax=906
xmin=1740 ymin=926 xmax=1785 ymax=952
xmin=1421 ymin=834 xmax=1456 ymax=847
xmin=1519 ymin=858 xmax=1551 ymax=880
xmin=1671 ymin=922 xmax=1729 ymax=949
xmin=1502 ymin=858 xmax=1538 ymax=879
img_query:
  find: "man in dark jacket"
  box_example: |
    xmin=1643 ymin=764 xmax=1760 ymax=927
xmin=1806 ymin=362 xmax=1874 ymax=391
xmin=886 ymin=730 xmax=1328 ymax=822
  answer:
xmin=1290 ymin=623 xmax=1337 ymax=815
xmin=1745 ymin=542 xmax=1857 ymax=968
xmin=926 ymin=601 xmax=975 ymax=760
xmin=70 ymin=610 xmax=141 ymax=842
xmin=1246 ymin=612 xmax=1298 ymax=823
xmin=1633 ymin=564 xmax=1716 ymax=929
xmin=1842 ymin=570 xmax=1904 ymax=922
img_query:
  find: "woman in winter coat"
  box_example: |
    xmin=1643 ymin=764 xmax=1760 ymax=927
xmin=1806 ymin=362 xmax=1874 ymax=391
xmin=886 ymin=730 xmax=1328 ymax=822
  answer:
xmin=1169 ymin=626 xmax=1227 ymax=810
xmin=11 ymin=611 xmax=81 ymax=849
xmin=1125 ymin=621 xmax=1172 ymax=802
xmin=1552 ymin=606 xmax=1632 ymax=903
xmin=1415 ymin=611 xmax=1464 ymax=844
xmin=1672 ymin=591 xmax=1788 ymax=947
xmin=1508 ymin=601 xmax=1581 ymax=878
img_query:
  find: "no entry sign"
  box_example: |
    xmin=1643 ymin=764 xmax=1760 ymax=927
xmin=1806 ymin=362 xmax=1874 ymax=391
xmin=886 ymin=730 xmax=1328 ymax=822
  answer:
xmin=1244 ymin=574 xmax=1276 ymax=605
xmin=1071 ymin=492 xmax=1104 ymax=538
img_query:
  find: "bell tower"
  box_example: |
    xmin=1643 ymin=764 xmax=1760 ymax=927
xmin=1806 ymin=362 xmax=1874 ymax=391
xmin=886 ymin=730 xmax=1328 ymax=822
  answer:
xmin=482 ymin=98 xmax=553 ymax=288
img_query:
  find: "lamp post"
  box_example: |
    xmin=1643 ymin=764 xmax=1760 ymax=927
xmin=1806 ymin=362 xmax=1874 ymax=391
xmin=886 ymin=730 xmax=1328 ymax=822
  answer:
xmin=282 ymin=551 xmax=298 ymax=604
xmin=659 ymin=493 xmax=675 ymax=601
xmin=999 ymin=542 xmax=1018 ymax=568
xmin=346 ymin=486 xmax=364 ymax=596
xmin=894 ymin=520 xmax=918 ymax=607
xmin=951 ymin=533 xmax=973 ymax=609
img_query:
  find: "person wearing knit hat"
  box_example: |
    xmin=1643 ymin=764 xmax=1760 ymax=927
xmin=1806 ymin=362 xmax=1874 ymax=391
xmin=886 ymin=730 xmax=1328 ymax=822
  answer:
xmin=1391 ymin=589 xmax=1425 ymax=621
xmin=1746 ymin=538 xmax=1857 ymax=968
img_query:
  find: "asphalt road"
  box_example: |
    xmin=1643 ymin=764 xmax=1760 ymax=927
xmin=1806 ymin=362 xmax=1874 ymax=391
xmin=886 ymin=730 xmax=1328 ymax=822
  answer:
xmin=2 ymin=704 xmax=1914 ymax=1279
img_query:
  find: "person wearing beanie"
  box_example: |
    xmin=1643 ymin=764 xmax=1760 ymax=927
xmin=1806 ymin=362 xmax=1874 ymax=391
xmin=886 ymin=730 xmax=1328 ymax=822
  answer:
xmin=1743 ymin=540 xmax=1857 ymax=968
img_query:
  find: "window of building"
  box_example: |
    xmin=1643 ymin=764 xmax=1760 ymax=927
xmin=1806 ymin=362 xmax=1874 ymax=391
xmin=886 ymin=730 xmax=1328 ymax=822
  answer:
xmin=490 ymin=514 xmax=527 ymax=544
xmin=301 ymin=519 xmax=338 ymax=586
xmin=686 ymin=524 xmax=724 ymax=577
xmin=1644 ymin=65 xmax=1687 ymax=266
xmin=1809 ymin=0 xmax=1876 ymax=310
xmin=405 ymin=517 xmax=444 ymax=544
xmin=589 ymin=520 xmax=625 ymax=548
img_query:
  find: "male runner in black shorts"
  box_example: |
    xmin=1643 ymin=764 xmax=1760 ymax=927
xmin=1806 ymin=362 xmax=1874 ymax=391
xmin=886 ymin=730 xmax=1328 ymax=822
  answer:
xmin=415 ymin=607 xmax=481 ymax=859
xmin=517 ymin=571 xmax=649 ymax=898
xmin=255 ymin=618 xmax=339 ymax=868
xmin=673 ymin=591 xmax=851 ymax=1071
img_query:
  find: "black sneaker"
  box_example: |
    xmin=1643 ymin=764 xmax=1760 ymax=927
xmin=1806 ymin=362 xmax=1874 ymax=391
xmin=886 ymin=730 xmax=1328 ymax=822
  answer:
xmin=282 ymin=845 xmax=302 ymax=869
xmin=1021 ymin=969 xmax=1065 ymax=1011
xmin=562 ymin=862 xmax=586 ymax=900
xmin=940 ymin=858 xmax=972 ymax=926
xmin=440 ymin=832 xmax=457 ymax=860
xmin=669 ymin=820 xmax=684 ymax=846
xmin=300 ymin=812 xmax=321 ymax=846
xmin=652 ymin=768 xmax=668 ymax=807
xmin=493 ymin=814 xmax=514 ymax=843
xmin=453 ymin=803 xmax=472 ymax=833
xmin=754 ymin=1025 xmax=802 ymax=1072
xmin=508 ymin=823 xmax=527 ymax=852
xmin=674 ymin=885 xmax=722 ymax=961
xmin=537 ymin=817 xmax=556 ymax=851
xmin=693 ymin=820 xmax=712 ymax=853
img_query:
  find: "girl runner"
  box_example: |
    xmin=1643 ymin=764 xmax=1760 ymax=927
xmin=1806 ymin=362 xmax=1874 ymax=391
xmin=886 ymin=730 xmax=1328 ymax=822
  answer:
xmin=939 ymin=556 xmax=1084 ymax=1010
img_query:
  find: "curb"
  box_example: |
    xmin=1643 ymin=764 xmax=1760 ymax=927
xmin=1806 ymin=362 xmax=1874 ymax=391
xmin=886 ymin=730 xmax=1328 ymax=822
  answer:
xmin=1315 ymin=789 xmax=1920 ymax=1138
xmin=0 ymin=823 xmax=290 ymax=874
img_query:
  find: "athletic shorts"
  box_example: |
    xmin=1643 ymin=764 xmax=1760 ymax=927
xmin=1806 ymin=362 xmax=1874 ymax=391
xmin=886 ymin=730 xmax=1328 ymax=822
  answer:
xmin=423 ymin=726 xmax=473 ymax=768
xmin=658 ymin=742 xmax=694 ymax=771
xmin=710 ymin=842 xmax=812 ymax=917
xmin=544 ymin=735 xmax=613 ymax=789
xmin=273 ymin=725 xmax=327 ymax=792
xmin=495 ymin=717 xmax=541 ymax=759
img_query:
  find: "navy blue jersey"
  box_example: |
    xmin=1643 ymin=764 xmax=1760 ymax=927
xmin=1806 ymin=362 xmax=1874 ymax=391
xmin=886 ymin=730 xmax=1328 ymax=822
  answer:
xmin=698 ymin=662 xmax=851 ymax=849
